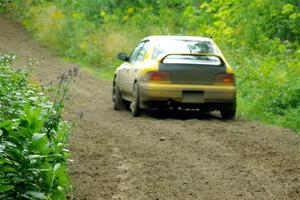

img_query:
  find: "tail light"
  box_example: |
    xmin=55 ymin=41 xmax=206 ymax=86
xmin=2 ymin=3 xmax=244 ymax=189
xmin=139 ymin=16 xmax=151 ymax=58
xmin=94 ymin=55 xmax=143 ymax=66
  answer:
xmin=215 ymin=73 xmax=235 ymax=84
xmin=144 ymin=71 xmax=171 ymax=82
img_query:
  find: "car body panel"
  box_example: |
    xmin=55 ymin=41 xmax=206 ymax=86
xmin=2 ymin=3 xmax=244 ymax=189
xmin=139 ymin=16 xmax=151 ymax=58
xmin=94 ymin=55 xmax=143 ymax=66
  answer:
xmin=158 ymin=53 xmax=227 ymax=85
xmin=139 ymin=82 xmax=235 ymax=103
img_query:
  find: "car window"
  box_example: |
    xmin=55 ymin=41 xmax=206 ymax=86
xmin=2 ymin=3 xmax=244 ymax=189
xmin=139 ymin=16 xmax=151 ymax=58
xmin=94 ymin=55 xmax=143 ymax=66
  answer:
xmin=152 ymin=40 xmax=218 ymax=60
xmin=129 ymin=42 xmax=145 ymax=62
xmin=163 ymin=55 xmax=222 ymax=65
xmin=136 ymin=41 xmax=150 ymax=62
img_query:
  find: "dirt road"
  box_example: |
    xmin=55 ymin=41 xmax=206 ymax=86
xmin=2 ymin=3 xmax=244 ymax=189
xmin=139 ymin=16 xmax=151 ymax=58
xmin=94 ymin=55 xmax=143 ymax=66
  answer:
xmin=1 ymin=15 xmax=300 ymax=200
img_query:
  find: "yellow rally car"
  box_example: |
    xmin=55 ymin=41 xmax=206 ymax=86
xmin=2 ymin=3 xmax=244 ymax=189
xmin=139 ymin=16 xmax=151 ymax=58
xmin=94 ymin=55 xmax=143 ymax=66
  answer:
xmin=113 ymin=36 xmax=236 ymax=119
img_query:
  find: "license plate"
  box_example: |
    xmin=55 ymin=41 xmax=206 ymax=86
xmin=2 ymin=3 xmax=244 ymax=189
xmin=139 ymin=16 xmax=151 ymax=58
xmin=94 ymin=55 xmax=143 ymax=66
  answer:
xmin=182 ymin=91 xmax=204 ymax=103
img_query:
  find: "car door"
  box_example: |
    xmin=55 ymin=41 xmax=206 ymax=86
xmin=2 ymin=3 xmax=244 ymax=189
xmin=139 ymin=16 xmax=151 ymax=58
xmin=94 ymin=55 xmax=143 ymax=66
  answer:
xmin=117 ymin=61 xmax=130 ymax=93
xmin=122 ymin=41 xmax=147 ymax=95
xmin=127 ymin=41 xmax=150 ymax=93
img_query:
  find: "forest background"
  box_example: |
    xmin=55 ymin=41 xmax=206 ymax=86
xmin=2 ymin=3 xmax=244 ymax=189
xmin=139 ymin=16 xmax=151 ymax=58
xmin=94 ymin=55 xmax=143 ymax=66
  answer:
xmin=2 ymin=0 xmax=300 ymax=131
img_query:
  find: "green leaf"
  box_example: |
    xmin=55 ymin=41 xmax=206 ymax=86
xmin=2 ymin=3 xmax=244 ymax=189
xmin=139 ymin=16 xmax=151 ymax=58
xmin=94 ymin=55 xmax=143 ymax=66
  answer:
xmin=28 ymin=155 xmax=42 ymax=160
xmin=32 ymin=133 xmax=46 ymax=140
xmin=57 ymin=186 xmax=64 ymax=192
xmin=0 ymin=158 xmax=11 ymax=165
xmin=0 ymin=121 xmax=13 ymax=129
xmin=5 ymin=148 xmax=22 ymax=160
xmin=12 ymin=176 xmax=26 ymax=183
xmin=0 ymin=185 xmax=14 ymax=193
xmin=53 ymin=163 xmax=61 ymax=172
xmin=1 ymin=167 xmax=16 ymax=172
xmin=27 ymin=191 xmax=47 ymax=200
xmin=30 ymin=138 xmax=51 ymax=155
xmin=19 ymin=126 xmax=33 ymax=138
xmin=3 ymin=141 xmax=17 ymax=148
xmin=282 ymin=4 xmax=295 ymax=14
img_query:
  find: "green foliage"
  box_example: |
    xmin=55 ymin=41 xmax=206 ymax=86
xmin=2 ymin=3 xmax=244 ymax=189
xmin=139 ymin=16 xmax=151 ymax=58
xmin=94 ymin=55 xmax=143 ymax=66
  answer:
xmin=0 ymin=54 xmax=71 ymax=199
xmin=6 ymin=0 xmax=300 ymax=131
xmin=0 ymin=0 xmax=10 ymax=11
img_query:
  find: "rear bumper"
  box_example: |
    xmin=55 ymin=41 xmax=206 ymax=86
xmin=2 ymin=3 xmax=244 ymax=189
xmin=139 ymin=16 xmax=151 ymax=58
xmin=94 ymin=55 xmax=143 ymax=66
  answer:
xmin=139 ymin=82 xmax=236 ymax=108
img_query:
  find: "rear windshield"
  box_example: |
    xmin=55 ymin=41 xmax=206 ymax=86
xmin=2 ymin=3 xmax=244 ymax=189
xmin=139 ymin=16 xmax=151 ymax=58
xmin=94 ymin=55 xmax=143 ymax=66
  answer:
xmin=152 ymin=39 xmax=218 ymax=60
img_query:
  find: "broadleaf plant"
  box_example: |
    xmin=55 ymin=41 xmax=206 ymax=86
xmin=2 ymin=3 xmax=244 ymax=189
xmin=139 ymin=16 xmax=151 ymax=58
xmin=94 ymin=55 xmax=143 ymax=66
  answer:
xmin=0 ymin=54 xmax=74 ymax=199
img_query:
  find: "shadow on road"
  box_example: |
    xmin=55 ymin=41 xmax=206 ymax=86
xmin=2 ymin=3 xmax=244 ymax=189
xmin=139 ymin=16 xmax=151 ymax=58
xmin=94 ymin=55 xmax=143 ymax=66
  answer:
xmin=145 ymin=109 xmax=222 ymax=120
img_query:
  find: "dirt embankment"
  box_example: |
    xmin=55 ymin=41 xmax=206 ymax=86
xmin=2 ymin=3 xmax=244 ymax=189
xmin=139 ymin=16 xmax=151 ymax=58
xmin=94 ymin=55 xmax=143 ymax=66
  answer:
xmin=0 ymin=15 xmax=299 ymax=200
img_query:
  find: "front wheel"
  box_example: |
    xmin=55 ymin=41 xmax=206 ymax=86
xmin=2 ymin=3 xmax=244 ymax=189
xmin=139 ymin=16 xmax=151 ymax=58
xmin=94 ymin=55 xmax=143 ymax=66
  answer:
xmin=112 ymin=80 xmax=127 ymax=110
xmin=130 ymin=82 xmax=141 ymax=117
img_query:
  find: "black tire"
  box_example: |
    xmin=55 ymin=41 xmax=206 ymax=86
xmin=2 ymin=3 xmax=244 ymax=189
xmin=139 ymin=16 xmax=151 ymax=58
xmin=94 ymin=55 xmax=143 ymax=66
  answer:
xmin=220 ymin=109 xmax=236 ymax=120
xmin=130 ymin=82 xmax=141 ymax=117
xmin=112 ymin=80 xmax=126 ymax=110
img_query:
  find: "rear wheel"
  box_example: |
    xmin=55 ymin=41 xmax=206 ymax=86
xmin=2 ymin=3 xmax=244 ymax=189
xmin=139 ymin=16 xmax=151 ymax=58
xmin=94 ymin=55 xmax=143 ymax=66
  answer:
xmin=221 ymin=109 xmax=236 ymax=120
xmin=130 ymin=82 xmax=141 ymax=117
xmin=112 ymin=79 xmax=127 ymax=110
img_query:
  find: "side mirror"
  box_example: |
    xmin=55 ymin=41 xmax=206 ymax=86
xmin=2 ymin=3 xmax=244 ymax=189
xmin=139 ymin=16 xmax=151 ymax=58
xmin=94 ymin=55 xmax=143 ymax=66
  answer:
xmin=117 ymin=52 xmax=129 ymax=61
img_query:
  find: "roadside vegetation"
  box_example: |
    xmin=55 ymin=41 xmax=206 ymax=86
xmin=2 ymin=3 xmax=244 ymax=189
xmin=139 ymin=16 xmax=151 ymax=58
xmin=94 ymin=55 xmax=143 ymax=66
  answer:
xmin=0 ymin=54 xmax=73 ymax=199
xmin=2 ymin=0 xmax=299 ymax=131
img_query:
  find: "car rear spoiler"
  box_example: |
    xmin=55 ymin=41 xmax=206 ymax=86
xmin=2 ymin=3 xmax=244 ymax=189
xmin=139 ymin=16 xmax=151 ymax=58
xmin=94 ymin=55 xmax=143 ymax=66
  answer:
xmin=158 ymin=53 xmax=225 ymax=65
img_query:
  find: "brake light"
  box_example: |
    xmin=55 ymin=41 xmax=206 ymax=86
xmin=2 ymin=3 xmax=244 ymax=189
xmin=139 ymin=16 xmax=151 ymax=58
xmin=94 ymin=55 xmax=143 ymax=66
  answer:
xmin=145 ymin=71 xmax=171 ymax=81
xmin=215 ymin=74 xmax=235 ymax=84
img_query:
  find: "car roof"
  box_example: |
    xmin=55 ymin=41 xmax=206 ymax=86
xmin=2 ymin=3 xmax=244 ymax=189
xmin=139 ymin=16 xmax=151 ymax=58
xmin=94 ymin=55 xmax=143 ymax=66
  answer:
xmin=142 ymin=35 xmax=213 ymax=42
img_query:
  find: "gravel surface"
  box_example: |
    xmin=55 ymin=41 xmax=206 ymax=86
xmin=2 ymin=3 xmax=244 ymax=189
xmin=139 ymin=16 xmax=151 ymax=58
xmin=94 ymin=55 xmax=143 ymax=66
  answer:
xmin=1 ymin=15 xmax=299 ymax=200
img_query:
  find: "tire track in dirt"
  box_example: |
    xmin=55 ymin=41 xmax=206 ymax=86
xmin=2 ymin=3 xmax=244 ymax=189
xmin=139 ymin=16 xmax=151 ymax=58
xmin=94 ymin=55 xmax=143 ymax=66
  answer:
xmin=111 ymin=147 xmax=134 ymax=200
xmin=1 ymin=15 xmax=300 ymax=200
